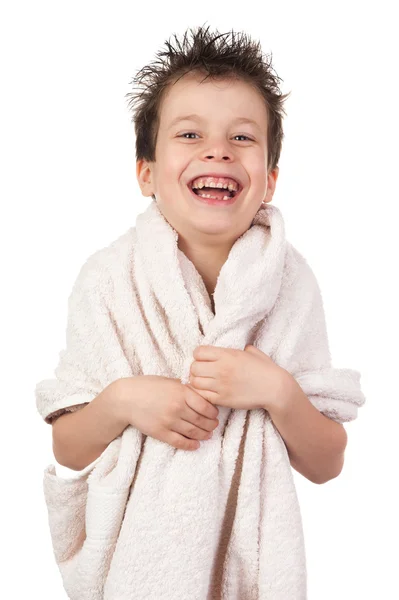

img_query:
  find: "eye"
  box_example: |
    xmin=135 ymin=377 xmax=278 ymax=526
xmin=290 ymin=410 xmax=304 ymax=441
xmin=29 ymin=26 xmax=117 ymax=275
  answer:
xmin=234 ymin=135 xmax=254 ymax=141
xmin=179 ymin=132 xmax=200 ymax=139
xmin=178 ymin=132 xmax=254 ymax=141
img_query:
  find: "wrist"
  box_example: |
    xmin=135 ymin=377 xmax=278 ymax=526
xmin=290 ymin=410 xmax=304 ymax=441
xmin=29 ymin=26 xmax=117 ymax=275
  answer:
xmin=110 ymin=377 xmax=140 ymax=429
xmin=264 ymin=368 xmax=296 ymax=418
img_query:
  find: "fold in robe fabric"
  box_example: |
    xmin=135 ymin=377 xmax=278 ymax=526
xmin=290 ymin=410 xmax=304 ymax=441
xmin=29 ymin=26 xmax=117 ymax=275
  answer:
xmin=35 ymin=200 xmax=366 ymax=600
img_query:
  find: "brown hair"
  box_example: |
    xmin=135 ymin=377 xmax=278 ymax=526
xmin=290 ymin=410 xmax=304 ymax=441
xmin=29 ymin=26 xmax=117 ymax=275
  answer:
xmin=125 ymin=23 xmax=291 ymax=199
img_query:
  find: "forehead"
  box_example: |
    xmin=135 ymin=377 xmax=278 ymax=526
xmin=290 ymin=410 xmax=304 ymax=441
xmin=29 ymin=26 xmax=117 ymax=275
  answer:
xmin=159 ymin=73 xmax=268 ymax=131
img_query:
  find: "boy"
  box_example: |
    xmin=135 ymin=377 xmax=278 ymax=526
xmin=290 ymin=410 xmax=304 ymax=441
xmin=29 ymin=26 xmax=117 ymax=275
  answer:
xmin=36 ymin=23 xmax=365 ymax=598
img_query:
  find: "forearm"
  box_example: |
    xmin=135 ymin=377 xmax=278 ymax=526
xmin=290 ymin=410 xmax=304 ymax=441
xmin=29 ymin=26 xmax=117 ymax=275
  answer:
xmin=52 ymin=379 xmax=131 ymax=471
xmin=266 ymin=373 xmax=348 ymax=484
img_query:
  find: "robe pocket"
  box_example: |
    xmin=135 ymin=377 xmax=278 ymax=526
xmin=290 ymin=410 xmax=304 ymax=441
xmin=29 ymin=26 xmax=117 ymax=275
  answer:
xmin=43 ymin=462 xmax=133 ymax=600
xmin=42 ymin=428 xmax=140 ymax=599
xmin=43 ymin=464 xmax=90 ymax=565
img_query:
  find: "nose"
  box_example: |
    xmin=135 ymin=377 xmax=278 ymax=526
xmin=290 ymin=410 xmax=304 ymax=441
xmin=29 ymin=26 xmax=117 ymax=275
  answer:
xmin=202 ymin=138 xmax=235 ymax=162
xmin=205 ymin=154 xmax=231 ymax=161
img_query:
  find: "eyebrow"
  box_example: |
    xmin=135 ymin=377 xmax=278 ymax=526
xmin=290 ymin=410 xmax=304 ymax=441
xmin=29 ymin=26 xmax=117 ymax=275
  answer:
xmin=168 ymin=114 xmax=262 ymax=130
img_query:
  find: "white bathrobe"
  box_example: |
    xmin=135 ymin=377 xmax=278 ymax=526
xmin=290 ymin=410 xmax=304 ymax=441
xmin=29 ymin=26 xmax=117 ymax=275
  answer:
xmin=35 ymin=200 xmax=365 ymax=599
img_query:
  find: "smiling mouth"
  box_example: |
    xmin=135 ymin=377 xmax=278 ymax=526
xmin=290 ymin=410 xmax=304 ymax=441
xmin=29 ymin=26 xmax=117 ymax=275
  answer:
xmin=186 ymin=183 xmax=243 ymax=205
xmin=187 ymin=182 xmax=241 ymax=200
xmin=192 ymin=188 xmax=236 ymax=200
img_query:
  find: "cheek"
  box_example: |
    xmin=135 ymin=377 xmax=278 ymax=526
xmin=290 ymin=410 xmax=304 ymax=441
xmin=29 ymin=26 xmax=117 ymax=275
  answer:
xmin=244 ymin=152 xmax=269 ymax=183
xmin=252 ymin=168 xmax=269 ymax=189
xmin=164 ymin=140 xmax=191 ymax=166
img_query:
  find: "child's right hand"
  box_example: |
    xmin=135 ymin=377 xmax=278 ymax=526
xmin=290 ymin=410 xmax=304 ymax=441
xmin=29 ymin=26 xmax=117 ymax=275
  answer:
xmin=117 ymin=375 xmax=219 ymax=451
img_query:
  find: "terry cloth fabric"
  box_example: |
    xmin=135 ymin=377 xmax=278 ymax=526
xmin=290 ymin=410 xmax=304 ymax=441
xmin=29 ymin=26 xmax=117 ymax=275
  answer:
xmin=35 ymin=200 xmax=366 ymax=600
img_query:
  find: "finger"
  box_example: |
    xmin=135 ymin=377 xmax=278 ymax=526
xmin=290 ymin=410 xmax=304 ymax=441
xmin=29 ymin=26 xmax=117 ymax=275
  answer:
xmin=189 ymin=375 xmax=218 ymax=391
xmin=245 ymin=344 xmax=268 ymax=358
xmin=185 ymin=385 xmax=219 ymax=418
xmin=189 ymin=386 xmax=220 ymax=404
xmin=190 ymin=360 xmax=217 ymax=379
xmin=193 ymin=345 xmax=222 ymax=361
xmin=174 ymin=419 xmax=214 ymax=440
xmin=182 ymin=405 xmax=219 ymax=433
xmin=165 ymin=431 xmax=201 ymax=451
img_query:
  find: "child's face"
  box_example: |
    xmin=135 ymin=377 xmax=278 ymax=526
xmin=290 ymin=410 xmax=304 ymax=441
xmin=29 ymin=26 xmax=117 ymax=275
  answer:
xmin=137 ymin=72 xmax=278 ymax=244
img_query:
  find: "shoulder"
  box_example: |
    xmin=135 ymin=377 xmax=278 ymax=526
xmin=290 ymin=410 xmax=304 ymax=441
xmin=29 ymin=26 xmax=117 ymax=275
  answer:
xmin=282 ymin=242 xmax=321 ymax=299
xmin=70 ymin=226 xmax=137 ymax=302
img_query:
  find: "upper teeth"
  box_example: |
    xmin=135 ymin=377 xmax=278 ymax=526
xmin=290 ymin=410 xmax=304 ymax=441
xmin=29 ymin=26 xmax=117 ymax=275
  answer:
xmin=191 ymin=177 xmax=239 ymax=192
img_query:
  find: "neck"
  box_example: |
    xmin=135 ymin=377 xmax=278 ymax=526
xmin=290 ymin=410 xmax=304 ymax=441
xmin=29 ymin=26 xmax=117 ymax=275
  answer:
xmin=178 ymin=238 xmax=232 ymax=310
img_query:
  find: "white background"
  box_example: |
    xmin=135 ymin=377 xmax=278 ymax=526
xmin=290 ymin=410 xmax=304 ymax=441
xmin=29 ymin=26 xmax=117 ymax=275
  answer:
xmin=1 ymin=1 xmax=398 ymax=598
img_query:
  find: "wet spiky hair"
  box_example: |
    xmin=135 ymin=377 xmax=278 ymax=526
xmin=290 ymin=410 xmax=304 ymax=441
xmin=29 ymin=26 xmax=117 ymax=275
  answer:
xmin=126 ymin=23 xmax=291 ymax=199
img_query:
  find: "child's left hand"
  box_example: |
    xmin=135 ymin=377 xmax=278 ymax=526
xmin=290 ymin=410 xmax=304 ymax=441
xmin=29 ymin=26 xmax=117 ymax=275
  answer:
xmin=187 ymin=344 xmax=290 ymax=411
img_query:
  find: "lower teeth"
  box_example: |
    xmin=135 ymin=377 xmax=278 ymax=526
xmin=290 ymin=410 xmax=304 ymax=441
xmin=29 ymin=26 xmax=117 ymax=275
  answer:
xmin=196 ymin=192 xmax=233 ymax=200
xmin=199 ymin=195 xmax=231 ymax=200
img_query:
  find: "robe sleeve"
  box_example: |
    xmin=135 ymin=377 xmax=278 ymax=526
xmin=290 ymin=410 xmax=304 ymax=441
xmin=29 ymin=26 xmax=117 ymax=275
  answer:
xmin=35 ymin=253 xmax=117 ymax=425
xmin=271 ymin=244 xmax=366 ymax=424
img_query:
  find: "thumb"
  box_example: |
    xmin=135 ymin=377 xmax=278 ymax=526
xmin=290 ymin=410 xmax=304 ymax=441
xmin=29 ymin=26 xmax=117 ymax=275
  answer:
xmin=245 ymin=344 xmax=267 ymax=357
xmin=244 ymin=344 xmax=256 ymax=352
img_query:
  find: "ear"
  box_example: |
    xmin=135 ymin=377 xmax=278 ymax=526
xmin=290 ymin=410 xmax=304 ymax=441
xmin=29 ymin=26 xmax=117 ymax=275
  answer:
xmin=263 ymin=167 xmax=279 ymax=204
xmin=136 ymin=159 xmax=155 ymax=198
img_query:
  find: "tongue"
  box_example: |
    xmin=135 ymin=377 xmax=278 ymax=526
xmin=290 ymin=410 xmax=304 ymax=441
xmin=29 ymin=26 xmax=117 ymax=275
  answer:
xmin=197 ymin=186 xmax=233 ymax=199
